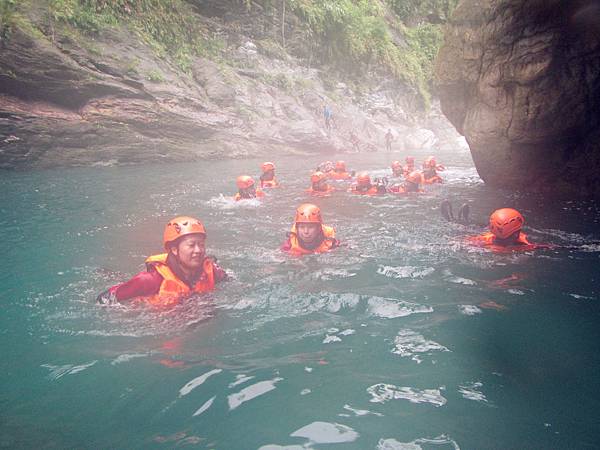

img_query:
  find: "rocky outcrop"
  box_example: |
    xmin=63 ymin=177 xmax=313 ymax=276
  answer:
xmin=435 ymin=0 xmax=600 ymax=196
xmin=0 ymin=12 xmax=456 ymax=169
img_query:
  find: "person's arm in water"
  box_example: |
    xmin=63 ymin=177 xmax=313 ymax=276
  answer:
xmin=97 ymin=268 xmax=164 ymax=304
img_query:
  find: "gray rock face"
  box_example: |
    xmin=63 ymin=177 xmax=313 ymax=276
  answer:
xmin=435 ymin=0 xmax=600 ymax=196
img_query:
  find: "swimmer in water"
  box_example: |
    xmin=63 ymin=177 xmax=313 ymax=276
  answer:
xmin=281 ymin=203 xmax=340 ymax=255
xmin=306 ymin=171 xmax=335 ymax=196
xmin=421 ymin=156 xmax=445 ymax=184
xmin=259 ymin=161 xmax=279 ymax=188
xmin=234 ymin=175 xmax=265 ymax=201
xmin=328 ymin=160 xmax=353 ymax=180
xmin=389 ymin=170 xmax=423 ymax=194
xmin=348 ymin=172 xmax=387 ymax=195
xmin=391 ymin=160 xmax=403 ymax=177
xmin=96 ymin=216 xmax=228 ymax=306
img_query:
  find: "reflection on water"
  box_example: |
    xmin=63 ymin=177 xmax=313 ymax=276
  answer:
xmin=1 ymin=147 xmax=600 ymax=449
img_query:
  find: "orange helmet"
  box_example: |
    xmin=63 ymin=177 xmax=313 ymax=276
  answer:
xmin=335 ymin=160 xmax=346 ymax=171
xmin=406 ymin=170 xmax=422 ymax=184
xmin=356 ymin=172 xmax=371 ymax=186
xmin=489 ymin=208 xmax=524 ymax=239
xmin=311 ymin=171 xmax=327 ymax=184
xmin=163 ymin=216 xmax=206 ymax=249
xmin=405 ymin=156 xmax=415 ymax=164
xmin=261 ymin=161 xmax=275 ymax=172
xmin=391 ymin=160 xmax=402 ymax=170
xmin=236 ymin=175 xmax=255 ymax=189
xmin=424 ymin=156 xmax=436 ymax=168
xmin=295 ymin=203 xmax=322 ymax=224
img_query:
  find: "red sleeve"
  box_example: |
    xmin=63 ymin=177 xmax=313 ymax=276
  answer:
xmin=108 ymin=269 xmax=163 ymax=302
xmin=280 ymin=238 xmax=292 ymax=252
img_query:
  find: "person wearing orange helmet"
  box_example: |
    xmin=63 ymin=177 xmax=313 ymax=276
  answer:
xmin=391 ymin=160 xmax=403 ymax=177
xmin=96 ymin=216 xmax=228 ymax=305
xmin=281 ymin=203 xmax=340 ymax=255
xmin=329 ymin=160 xmax=353 ymax=180
xmin=260 ymin=161 xmax=279 ymax=188
xmin=468 ymin=208 xmax=547 ymax=251
xmin=421 ymin=156 xmax=444 ymax=184
xmin=389 ymin=170 xmax=423 ymax=194
xmin=234 ymin=175 xmax=265 ymax=201
xmin=348 ymin=172 xmax=384 ymax=195
xmin=306 ymin=171 xmax=335 ymax=196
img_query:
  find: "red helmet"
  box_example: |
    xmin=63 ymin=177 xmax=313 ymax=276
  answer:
xmin=261 ymin=161 xmax=275 ymax=172
xmin=391 ymin=160 xmax=402 ymax=170
xmin=295 ymin=203 xmax=322 ymax=224
xmin=236 ymin=175 xmax=255 ymax=189
xmin=424 ymin=156 xmax=436 ymax=168
xmin=335 ymin=160 xmax=346 ymax=171
xmin=163 ymin=216 xmax=205 ymax=249
xmin=356 ymin=172 xmax=371 ymax=186
xmin=405 ymin=156 xmax=415 ymax=164
xmin=311 ymin=171 xmax=327 ymax=184
xmin=489 ymin=208 xmax=524 ymax=239
xmin=406 ymin=170 xmax=422 ymax=184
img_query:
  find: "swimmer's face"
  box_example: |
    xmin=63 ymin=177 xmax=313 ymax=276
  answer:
xmin=171 ymin=233 xmax=206 ymax=269
xmin=297 ymin=223 xmax=321 ymax=244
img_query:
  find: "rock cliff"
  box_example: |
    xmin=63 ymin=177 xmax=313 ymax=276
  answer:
xmin=436 ymin=0 xmax=600 ymax=196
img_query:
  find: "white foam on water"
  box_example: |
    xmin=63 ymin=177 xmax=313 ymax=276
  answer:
xmin=41 ymin=360 xmax=97 ymax=380
xmin=192 ymin=396 xmax=216 ymax=417
xmin=228 ymin=377 xmax=283 ymax=410
xmin=378 ymin=435 xmax=460 ymax=450
xmin=446 ymin=277 xmax=476 ymax=286
xmin=206 ymin=193 xmax=263 ymax=210
xmin=110 ymin=353 xmax=148 ymax=365
xmin=342 ymin=403 xmax=383 ymax=417
xmin=228 ymin=375 xmax=255 ymax=388
xmin=392 ymin=329 xmax=450 ymax=362
xmin=569 ymin=293 xmax=594 ymax=300
xmin=367 ymin=297 xmax=433 ymax=319
xmin=327 ymin=328 xmax=340 ymax=334
xmin=508 ymin=289 xmax=525 ymax=296
xmin=339 ymin=329 xmax=355 ymax=336
xmin=367 ymin=384 xmax=447 ymax=407
xmin=179 ymin=369 xmax=222 ymax=397
xmin=304 ymin=367 xmax=313 ymax=373
xmin=458 ymin=305 xmax=482 ymax=316
xmin=580 ymin=244 xmax=600 ymax=252
xmin=258 ymin=445 xmax=308 ymax=450
xmin=323 ymin=335 xmax=342 ymax=344
xmin=313 ymin=268 xmax=357 ymax=280
xmin=300 ymin=389 xmax=311 ymax=395
xmin=458 ymin=382 xmax=489 ymax=404
xmin=290 ymin=421 xmax=359 ymax=444
xmin=377 ymin=265 xmax=435 ymax=279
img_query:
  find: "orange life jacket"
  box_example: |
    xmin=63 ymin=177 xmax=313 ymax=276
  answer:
xmin=470 ymin=232 xmax=535 ymax=252
xmin=349 ymin=185 xmax=380 ymax=195
xmin=234 ymin=189 xmax=265 ymax=201
xmin=288 ymin=224 xmax=337 ymax=255
xmin=144 ymin=253 xmax=215 ymax=305
xmin=329 ymin=171 xmax=351 ymax=180
xmin=261 ymin=178 xmax=279 ymax=188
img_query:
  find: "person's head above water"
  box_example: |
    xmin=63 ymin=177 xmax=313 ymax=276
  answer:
xmin=163 ymin=216 xmax=207 ymax=271
xmin=489 ymin=208 xmax=524 ymax=242
xmin=356 ymin=172 xmax=372 ymax=189
xmin=335 ymin=160 xmax=346 ymax=172
xmin=405 ymin=156 xmax=415 ymax=165
xmin=405 ymin=170 xmax=422 ymax=191
xmin=311 ymin=171 xmax=328 ymax=190
xmin=295 ymin=203 xmax=324 ymax=246
xmin=424 ymin=156 xmax=436 ymax=168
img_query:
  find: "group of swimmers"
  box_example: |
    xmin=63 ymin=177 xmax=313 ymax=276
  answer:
xmin=97 ymin=157 xmax=543 ymax=306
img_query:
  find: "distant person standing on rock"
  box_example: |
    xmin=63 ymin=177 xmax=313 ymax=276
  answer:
xmin=323 ymin=104 xmax=333 ymax=134
xmin=385 ymin=128 xmax=394 ymax=151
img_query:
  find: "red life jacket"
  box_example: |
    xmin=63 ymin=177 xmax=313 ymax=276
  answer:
xmin=287 ymin=224 xmax=337 ymax=255
xmin=329 ymin=171 xmax=351 ymax=180
xmin=349 ymin=185 xmax=380 ymax=195
xmin=144 ymin=253 xmax=215 ymax=306
xmin=469 ymin=232 xmax=537 ymax=252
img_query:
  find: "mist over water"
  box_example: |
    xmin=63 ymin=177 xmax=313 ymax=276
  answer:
xmin=1 ymin=145 xmax=600 ymax=449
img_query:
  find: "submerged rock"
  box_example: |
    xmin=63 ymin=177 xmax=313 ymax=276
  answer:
xmin=435 ymin=0 xmax=600 ymax=197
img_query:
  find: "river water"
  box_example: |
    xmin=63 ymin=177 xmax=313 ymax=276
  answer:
xmin=1 ymin=145 xmax=599 ymax=449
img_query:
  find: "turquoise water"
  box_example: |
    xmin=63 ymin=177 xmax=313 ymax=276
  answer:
xmin=1 ymin=148 xmax=600 ymax=449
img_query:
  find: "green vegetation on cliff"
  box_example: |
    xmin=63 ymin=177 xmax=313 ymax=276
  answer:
xmin=4 ymin=0 xmax=457 ymax=107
